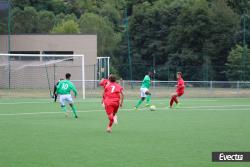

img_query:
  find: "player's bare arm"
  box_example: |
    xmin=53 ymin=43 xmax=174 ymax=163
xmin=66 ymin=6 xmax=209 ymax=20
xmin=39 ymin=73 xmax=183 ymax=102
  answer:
xmin=120 ymin=91 xmax=124 ymax=107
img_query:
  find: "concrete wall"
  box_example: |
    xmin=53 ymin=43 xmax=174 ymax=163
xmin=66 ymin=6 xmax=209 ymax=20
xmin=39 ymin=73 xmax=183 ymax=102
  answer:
xmin=0 ymin=35 xmax=97 ymax=89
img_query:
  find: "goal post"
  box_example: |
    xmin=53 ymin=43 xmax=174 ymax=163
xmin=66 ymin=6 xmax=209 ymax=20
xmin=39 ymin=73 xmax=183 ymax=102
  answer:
xmin=97 ymin=57 xmax=110 ymax=80
xmin=0 ymin=53 xmax=85 ymax=99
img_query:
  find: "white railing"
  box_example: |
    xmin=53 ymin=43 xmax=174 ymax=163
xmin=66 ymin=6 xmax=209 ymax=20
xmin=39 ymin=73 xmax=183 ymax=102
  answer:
xmin=1 ymin=80 xmax=250 ymax=98
xmin=80 ymin=80 xmax=250 ymax=98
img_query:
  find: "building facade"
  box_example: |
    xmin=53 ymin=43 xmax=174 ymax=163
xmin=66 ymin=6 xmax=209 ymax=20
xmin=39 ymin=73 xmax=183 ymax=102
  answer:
xmin=0 ymin=35 xmax=97 ymax=89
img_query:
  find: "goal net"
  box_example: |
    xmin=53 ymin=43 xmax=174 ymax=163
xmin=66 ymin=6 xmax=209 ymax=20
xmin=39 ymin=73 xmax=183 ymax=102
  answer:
xmin=97 ymin=57 xmax=110 ymax=80
xmin=0 ymin=53 xmax=85 ymax=99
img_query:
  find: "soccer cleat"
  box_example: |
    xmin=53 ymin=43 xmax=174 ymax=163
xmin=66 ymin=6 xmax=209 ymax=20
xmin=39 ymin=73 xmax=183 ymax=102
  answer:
xmin=145 ymin=103 xmax=150 ymax=107
xmin=75 ymin=115 xmax=78 ymax=119
xmin=134 ymin=107 xmax=139 ymax=111
xmin=106 ymin=126 xmax=112 ymax=133
xmin=114 ymin=115 xmax=118 ymax=125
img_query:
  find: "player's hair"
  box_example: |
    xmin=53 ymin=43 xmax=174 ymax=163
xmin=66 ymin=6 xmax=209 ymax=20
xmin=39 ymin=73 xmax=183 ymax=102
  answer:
xmin=177 ymin=72 xmax=182 ymax=77
xmin=148 ymin=71 xmax=153 ymax=75
xmin=148 ymin=71 xmax=154 ymax=78
xmin=65 ymin=73 xmax=71 ymax=79
xmin=109 ymin=74 xmax=116 ymax=82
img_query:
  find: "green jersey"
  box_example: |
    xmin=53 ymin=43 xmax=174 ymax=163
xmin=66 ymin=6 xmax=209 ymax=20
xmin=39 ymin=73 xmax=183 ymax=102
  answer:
xmin=141 ymin=75 xmax=151 ymax=89
xmin=56 ymin=80 xmax=78 ymax=96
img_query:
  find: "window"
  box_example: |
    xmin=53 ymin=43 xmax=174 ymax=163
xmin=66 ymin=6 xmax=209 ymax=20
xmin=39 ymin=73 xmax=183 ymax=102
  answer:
xmin=9 ymin=51 xmax=40 ymax=61
xmin=42 ymin=51 xmax=74 ymax=61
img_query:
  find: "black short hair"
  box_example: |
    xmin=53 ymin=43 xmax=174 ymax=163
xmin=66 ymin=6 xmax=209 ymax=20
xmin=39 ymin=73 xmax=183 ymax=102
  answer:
xmin=108 ymin=74 xmax=116 ymax=82
xmin=65 ymin=73 xmax=71 ymax=79
xmin=148 ymin=71 xmax=154 ymax=78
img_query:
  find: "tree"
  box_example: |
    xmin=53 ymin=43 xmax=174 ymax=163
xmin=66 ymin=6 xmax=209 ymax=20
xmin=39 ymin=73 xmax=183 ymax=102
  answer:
xmin=207 ymin=0 xmax=240 ymax=79
xmin=79 ymin=13 xmax=121 ymax=56
xmin=116 ymin=0 xmax=241 ymax=80
xmin=51 ymin=20 xmax=80 ymax=34
xmin=0 ymin=1 xmax=9 ymax=34
xmin=99 ymin=3 xmax=122 ymax=31
xmin=37 ymin=10 xmax=55 ymax=33
xmin=11 ymin=6 xmax=38 ymax=33
xmin=10 ymin=0 xmax=31 ymax=9
xmin=54 ymin=13 xmax=78 ymax=25
xmin=225 ymin=0 xmax=250 ymax=15
xmin=225 ymin=45 xmax=250 ymax=80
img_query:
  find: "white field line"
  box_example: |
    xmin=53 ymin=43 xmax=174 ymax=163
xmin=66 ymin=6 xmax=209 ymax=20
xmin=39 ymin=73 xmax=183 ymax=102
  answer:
xmin=0 ymin=105 xmax=250 ymax=116
xmin=0 ymin=101 xmax=51 ymax=105
xmin=0 ymin=99 xmax=219 ymax=105
xmin=2 ymin=97 xmax=250 ymax=105
xmin=180 ymin=105 xmax=250 ymax=109
xmin=4 ymin=97 xmax=250 ymax=105
xmin=0 ymin=110 xmax=98 ymax=116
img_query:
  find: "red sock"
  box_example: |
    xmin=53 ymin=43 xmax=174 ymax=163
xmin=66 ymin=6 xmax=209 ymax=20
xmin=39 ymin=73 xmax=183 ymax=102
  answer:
xmin=173 ymin=96 xmax=178 ymax=104
xmin=108 ymin=114 xmax=114 ymax=127
xmin=170 ymin=97 xmax=174 ymax=107
xmin=170 ymin=95 xmax=178 ymax=107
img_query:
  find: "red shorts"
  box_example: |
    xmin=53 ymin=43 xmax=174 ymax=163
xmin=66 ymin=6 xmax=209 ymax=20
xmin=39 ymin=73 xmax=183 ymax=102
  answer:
xmin=177 ymin=92 xmax=184 ymax=97
xmin=105 ymin=102 xmax=119 ymax=115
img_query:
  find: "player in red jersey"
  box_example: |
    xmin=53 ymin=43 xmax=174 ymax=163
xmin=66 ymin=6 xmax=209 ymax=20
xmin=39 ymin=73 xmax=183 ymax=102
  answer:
xmin=103 ymin=75 xmax=124 ymax=133
xmin=100 ymin=78 xmax=109 ymax=88
xmin=169 ymin=72 xmax=185 ymax=108
xmin=100 ymin=78 xmax=110 ymax=106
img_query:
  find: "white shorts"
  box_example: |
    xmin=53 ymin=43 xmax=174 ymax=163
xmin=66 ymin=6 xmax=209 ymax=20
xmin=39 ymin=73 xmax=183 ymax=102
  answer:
xmin=59 ymin=94 xmax=73 ymax=106
xmin=140 ymin=88 xmax=149 ymax=98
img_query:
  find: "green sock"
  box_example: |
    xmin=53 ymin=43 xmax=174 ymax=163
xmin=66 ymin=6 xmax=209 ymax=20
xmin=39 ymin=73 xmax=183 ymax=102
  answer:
xmin=61 ymin=105 xmax=66 ymax=112
xmin=71 ymin=105 xmax=77 ymax=117
xmin=146 ymin=95 xmax=151 ymax=104
xmin=135 ymin=99 xmax=143 ymax=108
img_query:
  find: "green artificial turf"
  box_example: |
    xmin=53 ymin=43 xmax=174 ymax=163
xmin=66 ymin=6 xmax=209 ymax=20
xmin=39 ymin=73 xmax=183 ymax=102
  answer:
xmin=0 ymin=98 xmax=249 ymax=167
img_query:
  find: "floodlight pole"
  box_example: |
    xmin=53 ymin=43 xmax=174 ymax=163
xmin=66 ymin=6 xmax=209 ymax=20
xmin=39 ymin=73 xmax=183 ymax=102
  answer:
xmin=153 ymin=54 xmax=156 ymax=81
xmin=241 ymin=14 xmax=247 ymax=81
xmin=125 ymin=8 xmax=133 ymax=80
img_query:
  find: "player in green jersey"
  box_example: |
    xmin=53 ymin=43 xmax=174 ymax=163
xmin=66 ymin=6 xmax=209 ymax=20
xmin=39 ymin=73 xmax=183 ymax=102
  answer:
xmin=134 ymin=72 xmax=153 ymax=110
xmin=52 ymin=78 xmax=63 ymax=102
xmin=56 ymin=73 xmax=78 ymax=118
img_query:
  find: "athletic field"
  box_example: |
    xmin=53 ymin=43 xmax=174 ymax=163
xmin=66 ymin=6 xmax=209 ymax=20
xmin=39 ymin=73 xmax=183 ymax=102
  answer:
xmin=0 ymin=97 xmax=249 ymax=167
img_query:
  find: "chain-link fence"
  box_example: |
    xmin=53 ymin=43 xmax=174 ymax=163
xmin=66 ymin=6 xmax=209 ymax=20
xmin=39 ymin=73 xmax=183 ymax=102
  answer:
xmin=70 ymin=80 xmax=250 ymax=99
xmin=1 ymin=77 xmax=250 ymax=99
xmin=114 ymin=63 xmax=250 ymax=81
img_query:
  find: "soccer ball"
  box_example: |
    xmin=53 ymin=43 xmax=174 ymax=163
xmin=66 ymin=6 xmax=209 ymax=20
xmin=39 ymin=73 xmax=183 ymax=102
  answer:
xmin=149 ymin=105 xmax=156 ymax=111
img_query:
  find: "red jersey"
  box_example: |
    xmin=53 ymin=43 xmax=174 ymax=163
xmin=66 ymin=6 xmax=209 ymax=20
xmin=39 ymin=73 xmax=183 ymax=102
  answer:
xmin=100 ymin=79 xmax=109 ymax=88
xmin=176 ymin=77 xmax=185 ymax=93
xmin=104 ymin=82 xmax=123 ymax=104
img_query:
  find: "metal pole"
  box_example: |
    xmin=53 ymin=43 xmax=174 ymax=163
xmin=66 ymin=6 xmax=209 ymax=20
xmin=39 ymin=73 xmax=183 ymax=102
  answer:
xmin=107 ymin=57 xmax=110 ymax=77
xmin=209 ymin=80 xmax=213 ymax=95
xmin=167 ymin=65 xmax=170 ymax=80
xmin=8 ymin=0 xmax=11 ymax=89
xmin=237 ymin=81 xmax=240 ymax=94
xmin=53 ymin=64 xmax=56 ymax=86
xmin=82 ymin=55 xmax=85 ymax=99
xmin=94 ymin=64 xmax=96 ymax=89
xmin=242 ymin=14 xmax=247 ymax=81
xmin=125 ymin=8 xmax=133 ymax=80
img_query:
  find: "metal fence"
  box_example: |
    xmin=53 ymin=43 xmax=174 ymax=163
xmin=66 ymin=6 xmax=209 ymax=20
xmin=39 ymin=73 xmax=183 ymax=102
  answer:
xmin=83 ymin=80 xmax=250 ymax=98
xmin=1 ymin=80 xmax=250 ymax=99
